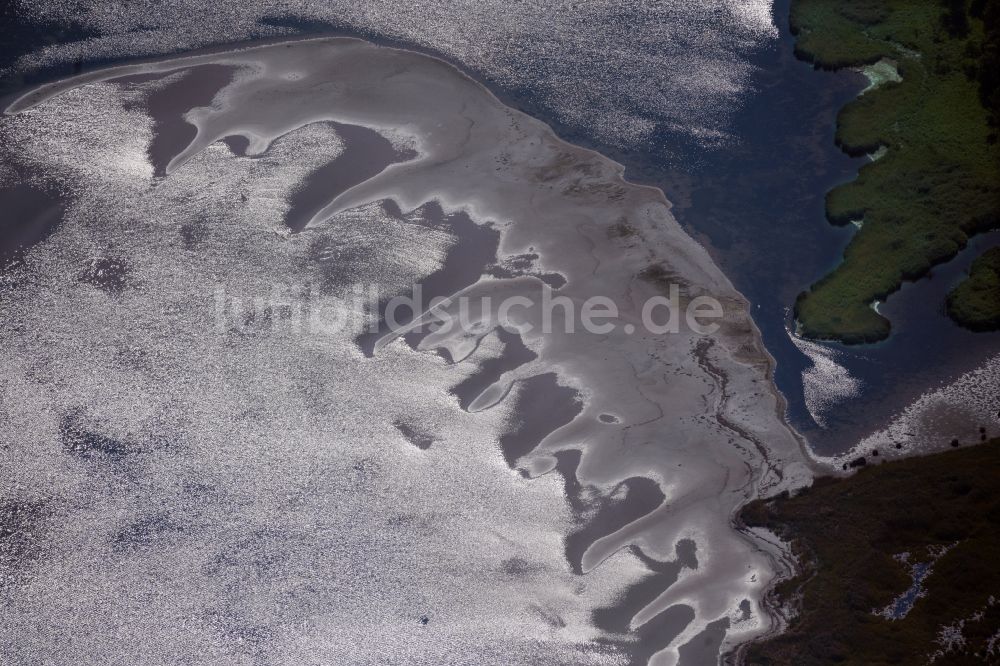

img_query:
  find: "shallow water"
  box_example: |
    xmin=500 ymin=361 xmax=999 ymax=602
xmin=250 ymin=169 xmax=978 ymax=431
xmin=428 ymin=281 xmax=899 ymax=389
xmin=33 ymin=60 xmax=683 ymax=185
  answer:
xmin=284 ymin=123 xmax=415 ymax=232
xmin=0 ymin=37 xmax=808 ymax=665
xmin=115 ymin=65 xmax=240 ymax=175
xmin=0 ymin=180 xmax=64 ymax=268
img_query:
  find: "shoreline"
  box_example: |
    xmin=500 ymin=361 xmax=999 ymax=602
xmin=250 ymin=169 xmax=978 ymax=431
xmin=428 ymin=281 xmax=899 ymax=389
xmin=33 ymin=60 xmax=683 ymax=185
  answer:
xmin=788 ymin=0 xmax=1000 ymax=344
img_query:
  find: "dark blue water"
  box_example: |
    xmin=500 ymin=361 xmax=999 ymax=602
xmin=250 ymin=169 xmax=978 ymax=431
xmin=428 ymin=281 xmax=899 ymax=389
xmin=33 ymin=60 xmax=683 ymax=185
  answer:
xmin=651 ymin=0 xmax=864 ymax=451
xmin=884 ymin=561 xmax=932 ymax=619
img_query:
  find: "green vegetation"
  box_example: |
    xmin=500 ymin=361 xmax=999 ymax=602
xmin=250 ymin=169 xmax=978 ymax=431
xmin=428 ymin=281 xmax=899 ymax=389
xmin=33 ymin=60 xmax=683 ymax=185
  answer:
xmin=743 ymin=437 xmax=1000 ymax=664
xmin=947 ymin=246 xmax=1000 ymax=329
xmin=792 ymin=0 xmax=1000 ymax=343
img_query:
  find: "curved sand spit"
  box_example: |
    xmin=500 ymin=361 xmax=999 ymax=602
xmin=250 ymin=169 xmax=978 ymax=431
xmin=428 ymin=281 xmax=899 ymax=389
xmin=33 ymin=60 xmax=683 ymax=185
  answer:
xmin=3 ymin=38 xmax=813 ymax=664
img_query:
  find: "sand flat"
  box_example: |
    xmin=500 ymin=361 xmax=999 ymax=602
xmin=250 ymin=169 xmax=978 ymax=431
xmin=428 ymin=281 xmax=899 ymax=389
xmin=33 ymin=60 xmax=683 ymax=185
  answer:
xmin=1 ymin=37 xmax=811 ymax=665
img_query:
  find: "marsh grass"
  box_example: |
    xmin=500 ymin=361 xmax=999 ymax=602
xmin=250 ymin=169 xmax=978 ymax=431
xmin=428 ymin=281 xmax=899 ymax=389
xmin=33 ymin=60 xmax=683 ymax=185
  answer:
xmin=791 ymin=0 xmax=1000 ymax=343
xmin=947 ymin=245 xmax=1000 ymax=329
xmin=744 ymin=436 xmax=1000 ymax=664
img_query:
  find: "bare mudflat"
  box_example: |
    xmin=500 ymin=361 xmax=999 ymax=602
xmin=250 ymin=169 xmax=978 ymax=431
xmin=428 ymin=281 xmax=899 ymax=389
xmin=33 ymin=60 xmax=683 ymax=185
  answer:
xmin=1 ymin=38 xmax=811 ymax=664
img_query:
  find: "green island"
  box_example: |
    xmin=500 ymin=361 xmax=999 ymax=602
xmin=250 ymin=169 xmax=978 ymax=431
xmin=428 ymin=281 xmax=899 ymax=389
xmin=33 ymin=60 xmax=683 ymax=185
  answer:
xmin=791 ymin=0 xmax=1000 ymax=343
xmin=742 ymin=436 xmax=1000 ymax=664
xmin=947 ymin=246 xmax=1000 ymax=329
